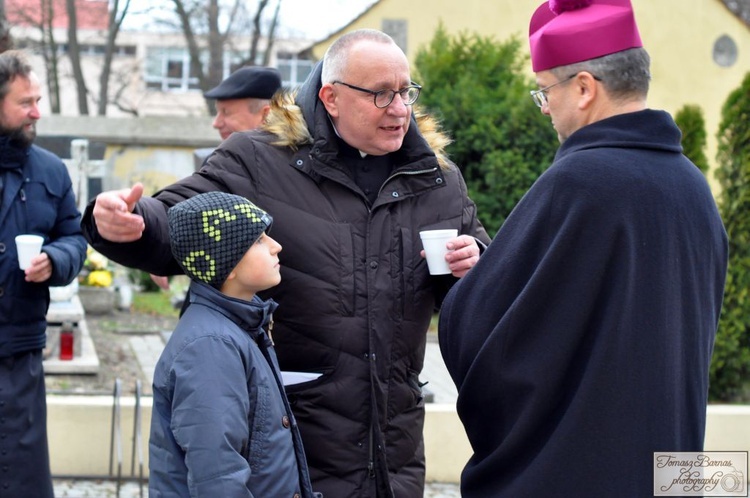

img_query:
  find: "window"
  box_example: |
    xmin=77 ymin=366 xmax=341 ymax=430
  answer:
xmin=382 ymin=19 xmax=408 ymax=55
xmin=144 ymin=47 xmax=312 ymax=93
xmin=144 ymin=47 xmax=203 ymax=92
xmin=277 ymin=53 xmax=314 ymax=88
xmin=713 ymin=34 xmax=738 ymax=68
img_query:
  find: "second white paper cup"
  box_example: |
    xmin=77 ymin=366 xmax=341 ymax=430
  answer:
xmin=420 ymin=229 xmax=458 ymax=275
xmin=15 ymin=234 xmax=44 ymax=270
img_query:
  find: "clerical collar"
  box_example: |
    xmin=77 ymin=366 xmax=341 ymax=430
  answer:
xmin=329 ymin=117 xmax=368 ymax=158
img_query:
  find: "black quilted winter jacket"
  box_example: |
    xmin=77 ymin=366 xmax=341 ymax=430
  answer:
xmin=82 ymin=62 xmax=490 ymax=497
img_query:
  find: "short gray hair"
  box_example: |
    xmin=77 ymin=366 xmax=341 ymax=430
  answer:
xmin=0 ymin=50 xmax=34 ymax=101
xmin=551 ymin=47 xmax=651 ymax=101
xmin=247 ymin=98 xmax=271 ymax=113
xmin=321 ymin=29 xmax=396 ymax=84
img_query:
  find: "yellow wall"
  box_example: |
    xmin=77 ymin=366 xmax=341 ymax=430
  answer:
xmin=311 ymin=0 xmax=750 ymax=191
xmin=103 ymin=145 xmax=200 ymax=195
xmin=46 ymin=395 xmax=750 ymax=484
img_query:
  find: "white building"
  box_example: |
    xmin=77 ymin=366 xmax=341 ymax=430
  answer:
xmin=8 ymin=0 xmax=316 ymax=118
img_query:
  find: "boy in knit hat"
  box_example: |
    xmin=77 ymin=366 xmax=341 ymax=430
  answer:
xmin=148 ymin=192 xmax=316 ymax=498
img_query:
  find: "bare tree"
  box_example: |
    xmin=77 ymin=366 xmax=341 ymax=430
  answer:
xmin=170 ymin=0 xmax=279 ymax=114
xmin=248 ymin=0 xmax=268 ymax=66
xmin=171 ymin=0 xmax=239 ymax=113
xmin=261 ymin=0 xmax=280 ymax=66
xmin=6 ymin=0 xmax=65 ymax=113
xmin=97 ymin=0 xmax=132 ymax=115
xmin=65 ymin=0 xmax=134 ymax=116
xmin=40 ymin=0 xmax=61 ymax=113
xmin=106 ymin=60 xmax=140 ymax=116
xmin=65 ymin=0 xmax=88 ymax=114
xmin=0 ymin=0 xmax=13 ymax=53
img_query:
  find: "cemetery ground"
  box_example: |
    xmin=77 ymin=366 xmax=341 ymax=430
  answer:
xmin=44 ymin=291 xmax=179 ymax=396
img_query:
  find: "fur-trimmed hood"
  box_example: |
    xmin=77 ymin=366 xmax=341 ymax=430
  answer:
xmin=263 ymin=61 xmax=453 ymax=171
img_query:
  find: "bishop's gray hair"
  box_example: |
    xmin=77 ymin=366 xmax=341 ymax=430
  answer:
xmin=551 ymin=47 xmax=651 ymax=101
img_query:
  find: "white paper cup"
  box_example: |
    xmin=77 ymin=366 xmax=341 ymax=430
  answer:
xmin=15 ymin=234 xmax=44 ymax=270
xmin=420 ymin=229 xmax=458 ymax=275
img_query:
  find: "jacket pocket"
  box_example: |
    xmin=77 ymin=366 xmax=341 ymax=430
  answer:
xmin=23 ymin=180 xmax=62 ymax=235
xmin=407 ymin=367 xmax=426 ymax=408
xmin=247 ymin=383 xmax=270 ymax=473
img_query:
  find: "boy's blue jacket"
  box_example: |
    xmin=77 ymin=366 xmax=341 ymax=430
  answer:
xmin=149 ymin=281 xmax=315 ymax=497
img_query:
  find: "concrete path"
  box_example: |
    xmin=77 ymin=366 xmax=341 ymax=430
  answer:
xmin=52 ymin=478 xmax=460 ymax=497
xmin=422 ymin=340 xmax=458 ymax=404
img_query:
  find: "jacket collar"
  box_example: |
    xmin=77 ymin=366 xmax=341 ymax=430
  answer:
xmin=187 ymin=281 xmax=278 ymax=340
xmin=557 ymin=109 xmax=683 ymax=160
xmin=0 ymin=135 xmax=29 ymax=171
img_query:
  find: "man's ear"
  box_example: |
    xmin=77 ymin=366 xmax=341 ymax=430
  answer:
xmin=576 ymin=72 xmax=599 ymax=110
xmin=319 ymin=84 xmax=339 ymax=117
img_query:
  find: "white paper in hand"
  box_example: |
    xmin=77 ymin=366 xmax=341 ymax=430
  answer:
xmin=281 ymin=371 xmax=323 ymax=386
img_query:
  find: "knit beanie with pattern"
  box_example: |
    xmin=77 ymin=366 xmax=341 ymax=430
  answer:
xmin=168 ymin=192 xmax=273 ymax=289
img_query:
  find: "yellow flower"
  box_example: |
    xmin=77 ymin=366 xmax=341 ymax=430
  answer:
xmin=87 ymin=270 xmax=113 ymax=288
xmin=86 ymin=249 xmax=109 ymax=271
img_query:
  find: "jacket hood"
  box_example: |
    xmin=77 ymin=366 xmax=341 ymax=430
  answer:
xmin=263 ymin=60 xmax=453 ymax=170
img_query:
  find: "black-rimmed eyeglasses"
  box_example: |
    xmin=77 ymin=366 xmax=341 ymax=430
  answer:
xmin=530 ymin=72 xmax=602 ymax=108
xmin=333 ymin=80 xmax=422 ymax=108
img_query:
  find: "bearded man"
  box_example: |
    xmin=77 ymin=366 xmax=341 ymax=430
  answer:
xmin=0 ymin=50 xmax=87 ymax=497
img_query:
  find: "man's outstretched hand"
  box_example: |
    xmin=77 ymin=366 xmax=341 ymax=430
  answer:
xmin=92 ymin=183 xmax=146 ymax=242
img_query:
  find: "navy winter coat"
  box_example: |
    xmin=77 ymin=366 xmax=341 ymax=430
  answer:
xmin=149 ymin=281 xmax=315 ymax=498
xmin=0 ymin=137 xmax=86 ymax=356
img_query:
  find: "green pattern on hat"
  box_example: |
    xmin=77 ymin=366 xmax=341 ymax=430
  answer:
xmin=202 ymin=208 xmax=237 ymax=241
xmin=168 ymin=192 xmax=273 ymax=289
xmin=182 ymin=250 xmax=217 ymax=283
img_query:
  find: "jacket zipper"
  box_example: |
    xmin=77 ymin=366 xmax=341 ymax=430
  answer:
xmin=368 ymin=425 xmax=375 ymax=479
xmin=367 ymin=166 xmax=437 ymax=483
xmin=20 ymin=187 xmax=28 ymax=232
xmin=375 ymin=167 xmax=437 ymax=199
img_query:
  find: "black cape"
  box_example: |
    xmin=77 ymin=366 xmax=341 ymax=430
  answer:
xmin=439 ymin=110 xmax=728 ymax=498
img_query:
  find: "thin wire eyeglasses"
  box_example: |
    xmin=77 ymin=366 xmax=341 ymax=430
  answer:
xmin=530 ymin=73 xmax=602 ymax=108
xmin=333 ymin=80 xmax=422 ymax=108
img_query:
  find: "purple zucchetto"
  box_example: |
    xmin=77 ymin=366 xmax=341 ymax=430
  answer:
xmin=529 ymin=0 xmax=643 ymax=72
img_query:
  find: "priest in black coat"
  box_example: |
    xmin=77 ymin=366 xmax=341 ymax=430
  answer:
xmin=438 ymin=1 xmax=729 ymax=497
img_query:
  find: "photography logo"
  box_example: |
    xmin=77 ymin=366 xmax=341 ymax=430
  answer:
xmin=654 ymin=452 xmax=748 ymax=496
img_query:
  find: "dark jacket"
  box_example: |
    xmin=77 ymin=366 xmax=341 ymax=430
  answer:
xmin=83 ymin=62 xmax=490 ymax=497
xmin=0 ymin=137 xmax=86 ymax=356
xmin=439 ymin=110 xmax=728 ymax=498
xmin=149 ymin=281 xmax=315 ymax=498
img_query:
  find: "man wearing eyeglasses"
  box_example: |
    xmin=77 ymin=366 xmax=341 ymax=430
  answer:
xmin=439 ymin=1 xmax=728 ymax=497
xmin=81 ymin=29 xmax=489 ymax=498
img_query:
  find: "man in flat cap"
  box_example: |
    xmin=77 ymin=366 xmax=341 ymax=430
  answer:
xmin=438 ymin=1 xmax=728 ymax=496
xmin=204 ymin=66 xmax=282 ymax=140
xmin=157 ymin=66 xmax=282 ymax=291
xmin=192 ymin=66 xmax=282 ymax=167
